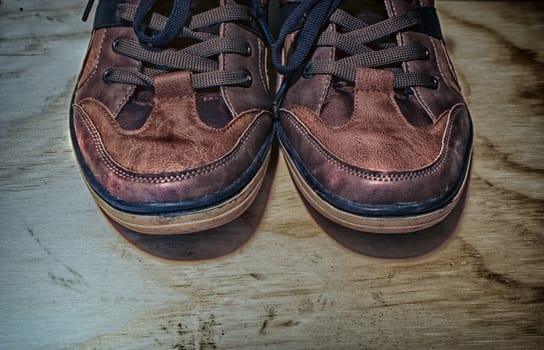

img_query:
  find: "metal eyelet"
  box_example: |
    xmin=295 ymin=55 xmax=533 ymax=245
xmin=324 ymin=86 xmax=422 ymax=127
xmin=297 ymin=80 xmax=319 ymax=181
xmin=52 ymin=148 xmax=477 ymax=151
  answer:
xmin=302 ymin=63 xmax=314 ymax=79
xmin=102 ymin=68 xmax=113 ymax=84
xmin=424 ymin=47 xmax=430 ymax=60
xmin=405 ymin=87 xmax=414 ymax=95
xmin=244 ymin=43 xmax=252 ymax=57
xmin=242 ymin=71 xmax=253 ymax=87
xmin=112 ymin=38 xmax=121 ymax=51
xmin=431 ymin=76 xmax=439 ymax=89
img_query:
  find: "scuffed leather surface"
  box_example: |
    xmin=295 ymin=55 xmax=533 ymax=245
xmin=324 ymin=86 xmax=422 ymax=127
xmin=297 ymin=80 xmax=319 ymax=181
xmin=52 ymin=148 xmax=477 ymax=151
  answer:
xmin=73 ymin=70 xmax=272 ymax=203
xmin=279 ymin=0 xmax=472 ymax=207
xmin=77 ymin=30 xmax=104 ymax=89
xmin=280 ymin=102 xmax=471 ymax=206
xmin=72 ymin=6 xmax=274 ymax=205
xmin=402 ymin=32 xmax=463 ymax=122
xmin=221 ymin=23 xmax=271 ymax=116
xmin=282 ymin=45 xmax=334 ymax=115
xmin=74 ymin=107 xmax=272 ymax=204
xmin=76 ymin=71 xmax=262 ymax=172
xmin=75 ymin=27 xmax=139 ymax=117
xmin=386 ymin=0 xmax=463 ymax=122
xmin=284 ymin=68 xmax=449 ymax=172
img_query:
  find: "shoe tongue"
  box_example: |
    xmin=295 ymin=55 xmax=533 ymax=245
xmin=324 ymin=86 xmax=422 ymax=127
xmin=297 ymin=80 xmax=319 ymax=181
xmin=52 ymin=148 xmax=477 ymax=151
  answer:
xmin=140 ymin=0 xmax=224 ymax=21
xmin=190 ymin=0 xmax=221 ymax=14
xmin=189 ymin=0 xmax=223 ymax=36
xmin=191 ymin=0 xmax=251 ymax=12
xmin=339 ymin=0 xmax=388 ymax=25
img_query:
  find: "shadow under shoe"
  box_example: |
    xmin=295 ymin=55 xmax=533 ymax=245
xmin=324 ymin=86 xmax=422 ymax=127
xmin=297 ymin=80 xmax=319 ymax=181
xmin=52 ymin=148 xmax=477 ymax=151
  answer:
xmin=310 ymin=179 xmax=470 ymax=259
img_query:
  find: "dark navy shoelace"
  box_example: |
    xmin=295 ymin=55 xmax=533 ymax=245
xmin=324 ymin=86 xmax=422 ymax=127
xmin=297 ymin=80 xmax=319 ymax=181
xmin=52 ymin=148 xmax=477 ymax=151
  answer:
xmin=271 ymin=0 xmax=439 ymax=106
xmin=271 ymin=0 xmax=341 ymax=76
xmin=133 ymin=0 xmax=191 ymax=46
xmin=269 ymin=0 xmax=341 ymax=109
xmin=82 ymin=0 xmax=273 ymax=89
xmin=83 ymin=0 xmax=273 ymax=47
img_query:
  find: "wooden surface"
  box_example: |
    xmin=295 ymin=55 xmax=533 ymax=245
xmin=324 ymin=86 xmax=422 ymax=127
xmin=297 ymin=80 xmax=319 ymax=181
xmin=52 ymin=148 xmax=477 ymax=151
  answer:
xmin=1 ymin=1 xmax=543 ymax=349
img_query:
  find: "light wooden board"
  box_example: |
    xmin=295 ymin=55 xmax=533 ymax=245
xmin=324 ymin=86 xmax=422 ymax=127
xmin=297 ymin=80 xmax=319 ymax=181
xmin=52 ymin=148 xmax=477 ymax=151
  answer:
xmin=0 ymin=1 xmax=543 ymax=349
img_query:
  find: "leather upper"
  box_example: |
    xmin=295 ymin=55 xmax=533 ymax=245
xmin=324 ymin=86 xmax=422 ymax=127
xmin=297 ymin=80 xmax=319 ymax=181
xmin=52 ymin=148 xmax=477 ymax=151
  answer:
xmin=279 ymin=0 xmax=473 ymax=211
xmin=72 ymin=1 xmax=273 ymax=207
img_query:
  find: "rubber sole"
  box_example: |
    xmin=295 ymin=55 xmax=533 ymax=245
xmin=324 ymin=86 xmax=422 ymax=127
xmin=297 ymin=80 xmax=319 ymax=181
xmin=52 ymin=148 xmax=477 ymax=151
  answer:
xmin=281 ymin=146 xmax=471 ymax=234
xmin=81 ymin=150 xmax=271 ymax=235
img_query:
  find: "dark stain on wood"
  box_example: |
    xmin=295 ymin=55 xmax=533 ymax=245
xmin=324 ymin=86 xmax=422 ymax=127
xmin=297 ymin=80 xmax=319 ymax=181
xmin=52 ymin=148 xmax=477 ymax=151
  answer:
xmin=249 ymin=273 xmax=265 ymax=281
xmin=260 ymin=305 xmax=276 ymax=335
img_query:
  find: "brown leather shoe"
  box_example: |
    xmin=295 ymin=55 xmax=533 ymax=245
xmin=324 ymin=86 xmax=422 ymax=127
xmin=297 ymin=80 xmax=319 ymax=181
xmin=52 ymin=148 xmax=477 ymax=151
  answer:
xmin=275 ymin=0 xmax=473 ymax=233
xmin=70 ymin=0 xmax=273 ymax=234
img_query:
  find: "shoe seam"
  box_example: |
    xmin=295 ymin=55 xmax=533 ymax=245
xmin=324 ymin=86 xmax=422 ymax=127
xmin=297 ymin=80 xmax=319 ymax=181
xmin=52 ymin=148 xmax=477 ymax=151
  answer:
xmin=78 ymin=29 xmax=105 ymax=90
xmin=79 ymin=97 xmax=256 ymax=136
xmin=74 ymin=105 xmax=268 ymax=183
xmin=257 ymin=37 xmax=269 ymax=94
xmin=316 ymin=39 xmax=334 ymax=114
xmin=281 ymin=103 xmax=465 ymax=182
xmin=430 ymin=37 xmax=463 ymax=99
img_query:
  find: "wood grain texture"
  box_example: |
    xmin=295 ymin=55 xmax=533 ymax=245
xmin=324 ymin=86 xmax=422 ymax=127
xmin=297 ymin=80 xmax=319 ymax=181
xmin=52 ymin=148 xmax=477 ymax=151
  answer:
xmin=0 ymin=1 xmax=542 ymax=349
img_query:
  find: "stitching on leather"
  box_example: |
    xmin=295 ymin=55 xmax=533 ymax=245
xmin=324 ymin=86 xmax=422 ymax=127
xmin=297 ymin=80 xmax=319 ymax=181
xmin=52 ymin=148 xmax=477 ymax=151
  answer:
xmin=108 ymin=33 xmax=139 ymax=117
xmin=155 ymin=91 xmax=244 ymax=133
xmin=430 ymin=37 xmax=461 ymax=98
xmin=79 ymin=98 xmax=254 ymax=136
xmin=80 ymin=109 xmax=264 ymax=183
xmin=356 ymin=87 xmax=392 ymax=93
xmin=431 ymin=38 xmax=447 ymax=84
xmin=112 ymin=77 xmax=134 ymax=117
xmin=433 ymin=39 xmax=463 ymax=98
xmin=408 ymin=36 xmax=437 ymax=121
xmin=220 ymin=24 xmax=238 ymax=118
xmin=80 ymin=29 xmax=105 ymax=90
xmin=257 ymin=38 xmax=269 ymax=93
xmin=155 ymin=94 xmax=194 ymax=100
xmin=75 ymin=105 xmax=266 ymax=183
xmin=263 ymin=40 xmax=271 ymax=92
xmin=441 ymin=40 xmax=461 ymax=90
xmin=293 ymin=104 xmax=353 ymax=131
xmin=291 ymin=81 xmax=403 ymax=133
xmin=282 ymin=105 xmax=464 ymax=182
xmin=316 ymin=35 xmax=334 ymax=113
xmin=388 ymin=0 xmax=398 ymax=17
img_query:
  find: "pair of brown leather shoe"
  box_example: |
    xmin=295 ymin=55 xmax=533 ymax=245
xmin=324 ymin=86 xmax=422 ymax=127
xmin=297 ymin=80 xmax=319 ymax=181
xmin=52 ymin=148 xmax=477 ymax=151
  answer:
xmin=71 ymin=0 xmax=472 ymax=235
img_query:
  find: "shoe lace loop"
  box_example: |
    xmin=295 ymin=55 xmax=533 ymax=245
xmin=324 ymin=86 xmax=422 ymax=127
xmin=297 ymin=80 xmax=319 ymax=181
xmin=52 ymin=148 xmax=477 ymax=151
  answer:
xmin=272 ymin=1 xmax=438 ymax=90
xmin=83 ymin=0 xmax=260 ymax=89
xmin=271 ymin=0 xmax=341 ymax=76
xmin=133 ymin=0 xmax=191 ymax=46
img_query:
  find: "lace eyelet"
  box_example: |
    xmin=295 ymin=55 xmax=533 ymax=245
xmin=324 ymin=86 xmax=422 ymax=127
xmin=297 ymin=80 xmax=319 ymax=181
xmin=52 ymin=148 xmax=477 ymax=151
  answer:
xmin=424 ymin=47 xmax=430 ymax=60
xmin=302 ymin=63 xmax=314 ymax=79
xmin=431 ymin=76 xmax=439 ymax=89
xmin=405 ymin=87 xmax=414 ymax=95
xmin=102 ymin=68 xmax=113 ymax=84
xmin=244 ymin=43 xmax=252 ymax=57
xmin=112 ymin=38 xmax=121 ymax=52
xmin=241 ymin=71 xmax=253 ymax=87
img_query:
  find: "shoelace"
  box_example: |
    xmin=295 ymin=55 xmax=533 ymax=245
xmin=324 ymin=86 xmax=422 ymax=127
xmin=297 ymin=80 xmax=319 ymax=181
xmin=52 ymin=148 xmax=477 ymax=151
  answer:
xmin=83 ymin=0 xmax=262 ymax=89
xmin=272 ymin=0 xmax=341 ymax=76
xmin=273 ymin=0 xmax=438 ymax=92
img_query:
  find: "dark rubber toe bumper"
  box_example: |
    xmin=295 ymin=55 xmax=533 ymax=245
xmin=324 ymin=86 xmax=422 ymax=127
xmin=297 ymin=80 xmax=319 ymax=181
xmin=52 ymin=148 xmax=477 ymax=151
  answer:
xmin=277 ymin=107 xmax=473 ymax=233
